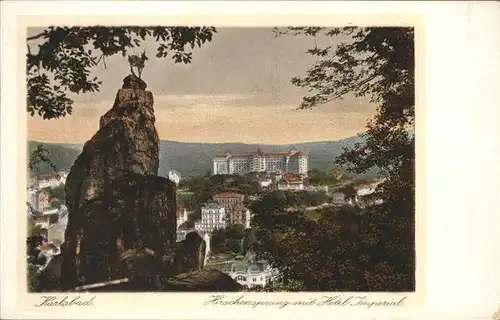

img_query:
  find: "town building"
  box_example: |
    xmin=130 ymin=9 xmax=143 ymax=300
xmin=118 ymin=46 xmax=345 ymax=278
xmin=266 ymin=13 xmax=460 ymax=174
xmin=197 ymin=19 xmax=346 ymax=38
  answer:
xmin=331 ymin=179 xmax=385 ymax=208
xmin=229 ymin=259 xmax=280 ymax=288
xmin=331 ymin=192 xmax=350 ymax=207
xmin=213 ymin=192 xmax=251 ymax=229
xmin=276 ymin=173 xmax=305 ymax=191
xmin=194 ymin=201 xmax=227 ymax=233
xmin=212 ymin=147 xmax=308 ymax=177
xmin=32 ymin=204 xmax=68 ymax=230
xmin=258 ymin=178 xmax=273 ymax=188
xmin=35 ymin=189 xmax=52 ymax=211
xmin=27 ymin=188 xmax=38 ymax=212
xmin=37 ymin=172 xmax=68 ymax=189
xmin=31 ymin=208 xmax=58 ymax=229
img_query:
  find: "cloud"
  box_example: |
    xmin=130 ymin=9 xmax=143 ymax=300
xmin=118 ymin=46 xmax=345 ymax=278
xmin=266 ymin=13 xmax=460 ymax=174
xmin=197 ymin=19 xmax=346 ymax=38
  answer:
xmin=153 ymin=93 xmax=252 ymax=110
xmin=27 ymin=27 xmax=377 ymax=144
xmin=153 ymin=92 xmax=376 ymax=114
xmin=154 ymin=101 xmax=373 ymax=144
xmin=28 ymin=91 xmax=375 ymax=144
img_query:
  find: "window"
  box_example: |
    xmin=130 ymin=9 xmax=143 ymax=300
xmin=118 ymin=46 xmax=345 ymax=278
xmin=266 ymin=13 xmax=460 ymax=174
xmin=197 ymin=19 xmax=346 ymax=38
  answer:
xmin=253 ymin=278 xmax=256 ymax=282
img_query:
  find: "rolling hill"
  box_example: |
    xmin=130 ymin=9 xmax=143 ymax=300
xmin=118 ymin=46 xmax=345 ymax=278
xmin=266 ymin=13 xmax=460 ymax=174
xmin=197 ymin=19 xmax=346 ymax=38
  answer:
xmin=27 ymin=135 xmax=383 ymax=180
xmin=27 ymin=141 xmax=82 ymax=177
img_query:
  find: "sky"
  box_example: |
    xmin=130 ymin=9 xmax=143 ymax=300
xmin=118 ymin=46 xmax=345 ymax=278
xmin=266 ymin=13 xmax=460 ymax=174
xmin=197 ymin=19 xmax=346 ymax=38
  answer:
xmin=27 ymin=27 xmax=377 ymax=145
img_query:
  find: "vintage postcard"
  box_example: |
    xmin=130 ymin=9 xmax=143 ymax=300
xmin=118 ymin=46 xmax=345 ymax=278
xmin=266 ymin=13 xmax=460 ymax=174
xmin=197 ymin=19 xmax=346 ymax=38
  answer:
xmin=25 ymin=22 xmax=420 ymax=289
xmin=17 ymin=8 xmax=424 ymax=320
xmin=2 ymin=1 xmax=499 ymax=319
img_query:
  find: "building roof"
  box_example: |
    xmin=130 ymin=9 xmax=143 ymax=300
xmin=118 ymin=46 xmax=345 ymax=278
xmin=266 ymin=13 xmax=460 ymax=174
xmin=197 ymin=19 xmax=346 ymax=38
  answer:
xmin=214 ymin=148 xmax=306 ymax=159
xmin=36 ymin=189 xmax=50 ymax=197
xmin=232 ymin=260 xmax=247 ymax=272
xmin=203 ymin=201 xmax=222 ymax=209
xmin=332 ymin=191 xmax=346 ymax=196
xmin=279 ymin=173 xmax=303 ymax=184
xmin=247 ymin=264 xmax=262 ymax=273
xmin=38 ymin=173 xmax=61 ymax=181
xmin=40 ymin=208 xmax=59 ymax=216
xmin=213 ymin=192 xmax=244 ymax=198
xmin=265 ymin=152 xmax=290 ymax=157
xmin=291 ymin=151 xmax=306 ymax=157
xmin=230 ymin=153 xmax=253 ymax=158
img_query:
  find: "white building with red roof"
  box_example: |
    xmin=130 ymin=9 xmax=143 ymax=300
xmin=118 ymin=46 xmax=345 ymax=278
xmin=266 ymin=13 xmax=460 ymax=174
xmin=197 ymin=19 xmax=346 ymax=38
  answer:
xmin=37 ymin=172 xmax=68 ymax=189
xmin=213 ymin=192 xmax=252 ymax=228
xmin=276 ymin=173 xmax=305 ymax=191
xmin=34 ymin=189 xmax=52 ymax=211
xmin=212 ymin=147 xmax=308 ymax=177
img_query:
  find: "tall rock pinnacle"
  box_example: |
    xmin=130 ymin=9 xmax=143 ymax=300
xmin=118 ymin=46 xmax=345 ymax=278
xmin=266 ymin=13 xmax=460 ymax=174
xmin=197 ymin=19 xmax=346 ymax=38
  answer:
xmin=61 ymin=75 xmax=177 ymax=289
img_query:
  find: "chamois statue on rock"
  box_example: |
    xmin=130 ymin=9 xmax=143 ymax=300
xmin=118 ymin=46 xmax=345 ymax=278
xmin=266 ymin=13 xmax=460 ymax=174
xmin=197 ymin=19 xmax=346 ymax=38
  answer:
xmin=128 ymin=51 xmax=148 ymax=79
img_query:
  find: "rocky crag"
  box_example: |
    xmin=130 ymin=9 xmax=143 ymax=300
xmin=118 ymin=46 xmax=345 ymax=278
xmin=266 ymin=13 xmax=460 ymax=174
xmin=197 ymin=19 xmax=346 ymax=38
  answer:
xmin=60 ymin=75 xmax=240 ymax=291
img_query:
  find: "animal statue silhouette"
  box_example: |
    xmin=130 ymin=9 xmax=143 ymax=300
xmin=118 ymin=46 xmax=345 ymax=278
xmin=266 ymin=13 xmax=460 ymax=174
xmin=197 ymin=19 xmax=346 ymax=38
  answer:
xmin=128 ymin=51 xmax=148 ymax=79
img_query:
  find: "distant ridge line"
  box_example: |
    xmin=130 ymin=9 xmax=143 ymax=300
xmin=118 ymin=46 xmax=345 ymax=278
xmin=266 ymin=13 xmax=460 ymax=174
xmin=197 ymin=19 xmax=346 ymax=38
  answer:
xmin=27 ymin=133 xmax=392 ymax=180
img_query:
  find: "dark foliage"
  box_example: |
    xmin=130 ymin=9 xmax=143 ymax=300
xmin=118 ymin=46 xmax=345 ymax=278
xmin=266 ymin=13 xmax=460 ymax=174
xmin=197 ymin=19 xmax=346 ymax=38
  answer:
xmin=248 ymin=190 xmax=331 ymax=214
xmin=253 ymin=204 xmax=412 ymax=291
xmin=210 ymin=224 xmax=256 ymax=255
xmin=28 ymin=141 xmax=81 ymax=176
xmin=27 ymin=26 xmax=216 ymax=120
xmin=307 ymin=168 xmax=341 ymax=185
xmin=179 ymin=174 xmax=261 ymax=220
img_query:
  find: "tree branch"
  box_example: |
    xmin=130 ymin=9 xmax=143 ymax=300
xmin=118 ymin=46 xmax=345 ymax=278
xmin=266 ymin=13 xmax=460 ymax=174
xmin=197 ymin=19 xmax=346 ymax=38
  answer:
xmin=96 ymin=54 xmax=108 ymax=69
xmin=27 ymin=31 xmax=48 ymax=42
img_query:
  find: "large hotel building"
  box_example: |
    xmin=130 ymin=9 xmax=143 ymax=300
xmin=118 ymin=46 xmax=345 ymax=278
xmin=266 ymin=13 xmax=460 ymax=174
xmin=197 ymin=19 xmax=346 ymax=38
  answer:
xmin=212 ymin=147 xmax=308 ymax=176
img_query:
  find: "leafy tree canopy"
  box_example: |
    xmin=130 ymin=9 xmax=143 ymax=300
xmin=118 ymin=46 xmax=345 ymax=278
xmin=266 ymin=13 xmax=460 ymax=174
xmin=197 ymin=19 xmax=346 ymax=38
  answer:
xmin=307 ymin=168 xmax=341 ymax=186
xmin=249 ymin=190 xmax=331 ymax=214
xmin=256 ymin=26 xmax=416 ymax=291
xmin=27 ymin=26 xmax=217 ymax=120
xmin=276 ymin=25 xmax=415 ymax=225
xmin=253 ymin=205 xmax=412 ymax=291
xmin=28 ymin=145 xmax=57 ymax=174
xmin=225 ymin=223 xmax=246 ymax=239
xmin=286 ymin=26 xmax=415 ymax=244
